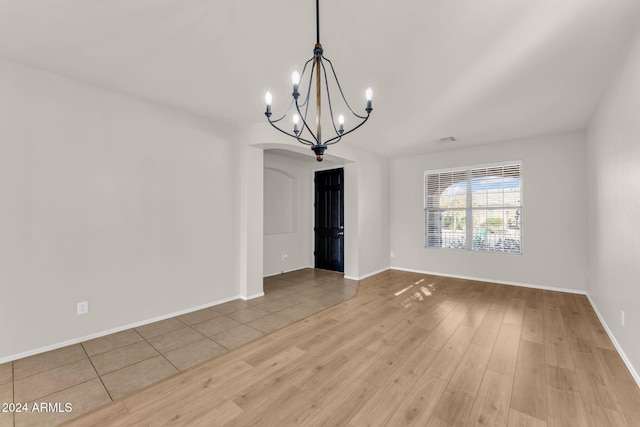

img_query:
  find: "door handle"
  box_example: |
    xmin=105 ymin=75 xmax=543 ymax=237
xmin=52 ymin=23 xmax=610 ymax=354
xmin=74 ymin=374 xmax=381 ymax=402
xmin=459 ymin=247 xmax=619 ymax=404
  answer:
xmin=337 ymin=232 xmax=344 ymax=236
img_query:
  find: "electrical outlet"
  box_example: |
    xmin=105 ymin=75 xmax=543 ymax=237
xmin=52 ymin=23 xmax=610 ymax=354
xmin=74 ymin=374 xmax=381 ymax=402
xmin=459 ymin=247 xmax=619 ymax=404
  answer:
xmin=282 ymin=254 xmax=288 ymax=261
xmin=77 ymin=301 xmax=89 ymax=315
xmin=390 ymin=251 xmax=395 ymax=258
xmin=621 ymin=310 xmax=625 ymax=327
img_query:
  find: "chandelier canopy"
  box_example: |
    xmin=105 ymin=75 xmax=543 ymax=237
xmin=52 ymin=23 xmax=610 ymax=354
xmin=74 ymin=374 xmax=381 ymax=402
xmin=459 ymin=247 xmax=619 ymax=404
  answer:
xmin=264 ymin=0 xmax=373 ymax=161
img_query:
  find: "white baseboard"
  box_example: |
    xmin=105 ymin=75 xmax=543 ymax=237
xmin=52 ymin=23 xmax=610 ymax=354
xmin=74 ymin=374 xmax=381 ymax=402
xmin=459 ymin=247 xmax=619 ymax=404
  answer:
xmin=390 ymin=266 xmax=587 ymax=295
xmin=242 ymin=292 xmax=265 ymax=300
xmin=265 ymin=265 xmax=388 ymax=282
xmin=263 ymin=271 xmax=284 ymax=278
xmin=263 ymin=266 xmax=315 ymax=278
xmin=345 ymin=266 xmax=390 ymax=281
xmin=586 ymin=294 xmax=640 ymax=388
xmin=0 ymin=295 xmax=244 ymax=364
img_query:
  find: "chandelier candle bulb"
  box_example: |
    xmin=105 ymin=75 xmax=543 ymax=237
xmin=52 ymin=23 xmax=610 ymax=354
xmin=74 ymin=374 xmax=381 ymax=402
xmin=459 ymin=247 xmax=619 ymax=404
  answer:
xmin=265 ymin=91 xmax=272 ymax=116
xmin=292 ymin=70 xmax=301 ymax=97
xmin=293 ymin=114 xmax=300 ymax=134
xmin=366 ymin=87 xmax=373 ymax=113
xmin=338 ymin=114 xmax=344 ymax=133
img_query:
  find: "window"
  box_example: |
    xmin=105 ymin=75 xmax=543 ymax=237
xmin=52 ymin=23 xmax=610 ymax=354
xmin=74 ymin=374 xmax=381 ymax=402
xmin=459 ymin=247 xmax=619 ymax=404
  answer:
xmin=424 ymin=161 xmax=522 ymax=253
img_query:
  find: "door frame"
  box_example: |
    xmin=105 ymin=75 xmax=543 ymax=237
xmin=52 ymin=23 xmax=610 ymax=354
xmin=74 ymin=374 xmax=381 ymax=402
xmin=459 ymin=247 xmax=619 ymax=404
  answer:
xmin=313 ymin=167 xmax=345 ymax=272
xmin=311 ymin=163 xmax=348 ymax=274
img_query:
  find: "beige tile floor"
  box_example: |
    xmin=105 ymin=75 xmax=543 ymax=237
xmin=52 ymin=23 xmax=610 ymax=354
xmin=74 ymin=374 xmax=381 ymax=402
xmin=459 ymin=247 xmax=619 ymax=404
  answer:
xmin=0 ymin=269 xmax=357 ymax=427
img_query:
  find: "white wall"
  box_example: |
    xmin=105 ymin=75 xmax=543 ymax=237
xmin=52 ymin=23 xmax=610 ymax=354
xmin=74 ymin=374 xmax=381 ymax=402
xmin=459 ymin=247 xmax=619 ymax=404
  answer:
xmin=586 ymin=25 xmax=640 ymax=381
xmin=237 ymin=145 xmax=264 ymax=300
xmin=263 ymin=151 xmax=314 ymax=276
xmin=0 ymin=59 xmax=241 ymax=361
xmin=318 ymin=145 xmax=390 ymax=280
xmin=352 ymin=150 xmax=390 ymax=278
xmin=390 ymin=131 xmax=587 ymax=291
xmin=0 ymin=57 xmax=390 ymax=361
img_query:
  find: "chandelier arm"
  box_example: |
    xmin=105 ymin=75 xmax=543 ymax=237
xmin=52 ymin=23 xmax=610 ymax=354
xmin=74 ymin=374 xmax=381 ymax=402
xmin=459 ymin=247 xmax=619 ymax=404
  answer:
xmin=294 ymin=60 xmax=320 ymax=144
xmin=268 ymin=97 xmax=297 ymax=124
xmin=301 ymin=56 xmax=315 ymax=78
xmin=322 ymin=56 xmax=368 ymax=120
xmin=296 ymin=56 xmax=316 ymax=109
xmin=325 ymin=136 xmax=342 ymax=146
xmin=319 ymin=59 xmax=341 ymax=136
xmin=295 ymin=99 xmax=320 ymax=145
xmin=324 ymin=113 xmax=370 ymax=145
xmin=303 ymin=61 xmax=314 ymax=124
xmin=267 ymin=117 xmax=315 ymax=146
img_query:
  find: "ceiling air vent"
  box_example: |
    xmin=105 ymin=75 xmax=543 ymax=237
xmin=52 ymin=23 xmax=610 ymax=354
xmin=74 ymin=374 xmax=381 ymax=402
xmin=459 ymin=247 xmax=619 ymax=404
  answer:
xmin=436 ymin=136 xmax=456 ymax=143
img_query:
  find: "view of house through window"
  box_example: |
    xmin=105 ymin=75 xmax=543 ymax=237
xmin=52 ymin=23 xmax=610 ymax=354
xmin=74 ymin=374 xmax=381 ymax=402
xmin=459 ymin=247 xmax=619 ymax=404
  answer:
xmin=424 ymin=162 xmax=522 ymax=253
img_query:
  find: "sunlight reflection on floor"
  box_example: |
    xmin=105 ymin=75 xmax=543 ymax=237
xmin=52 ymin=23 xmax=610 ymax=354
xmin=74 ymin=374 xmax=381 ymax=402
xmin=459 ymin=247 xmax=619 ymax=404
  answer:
xmin=396 ymin=278 xmax=437 ymax=309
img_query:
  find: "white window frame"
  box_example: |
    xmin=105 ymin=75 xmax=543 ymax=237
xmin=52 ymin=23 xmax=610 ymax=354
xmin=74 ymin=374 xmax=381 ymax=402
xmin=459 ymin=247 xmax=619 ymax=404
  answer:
xmin=424 ymin=161 xmax=523 ymax=254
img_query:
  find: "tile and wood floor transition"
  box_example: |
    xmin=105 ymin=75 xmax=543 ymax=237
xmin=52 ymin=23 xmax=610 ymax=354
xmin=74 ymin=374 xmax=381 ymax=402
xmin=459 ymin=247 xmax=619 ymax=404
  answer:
xmin=2 ymin=269 xmax=640 ymax=426
xmin=0 ymin=269 xmax=356 ymax=427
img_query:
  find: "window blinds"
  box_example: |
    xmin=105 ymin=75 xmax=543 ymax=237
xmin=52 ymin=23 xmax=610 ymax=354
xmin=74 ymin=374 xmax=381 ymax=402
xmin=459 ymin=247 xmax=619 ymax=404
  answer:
xmin=424 ymin=162 xmax=522 ymax=253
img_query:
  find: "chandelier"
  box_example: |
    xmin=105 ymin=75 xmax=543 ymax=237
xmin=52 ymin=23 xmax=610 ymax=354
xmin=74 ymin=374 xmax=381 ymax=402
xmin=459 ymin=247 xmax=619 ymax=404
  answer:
xmin=264 ymin=0 xmax=373 ymax=161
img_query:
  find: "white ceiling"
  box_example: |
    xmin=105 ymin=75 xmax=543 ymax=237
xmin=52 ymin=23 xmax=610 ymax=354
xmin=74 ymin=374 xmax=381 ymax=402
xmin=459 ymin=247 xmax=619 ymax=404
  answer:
xmin=1 ymin=0 xmax=640 ymax=157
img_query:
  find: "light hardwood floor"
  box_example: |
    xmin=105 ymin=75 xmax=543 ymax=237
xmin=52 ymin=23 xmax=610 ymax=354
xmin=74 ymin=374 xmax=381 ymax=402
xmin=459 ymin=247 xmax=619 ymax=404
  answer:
xmin=64 ymin=270 xmax=640 ymax=426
